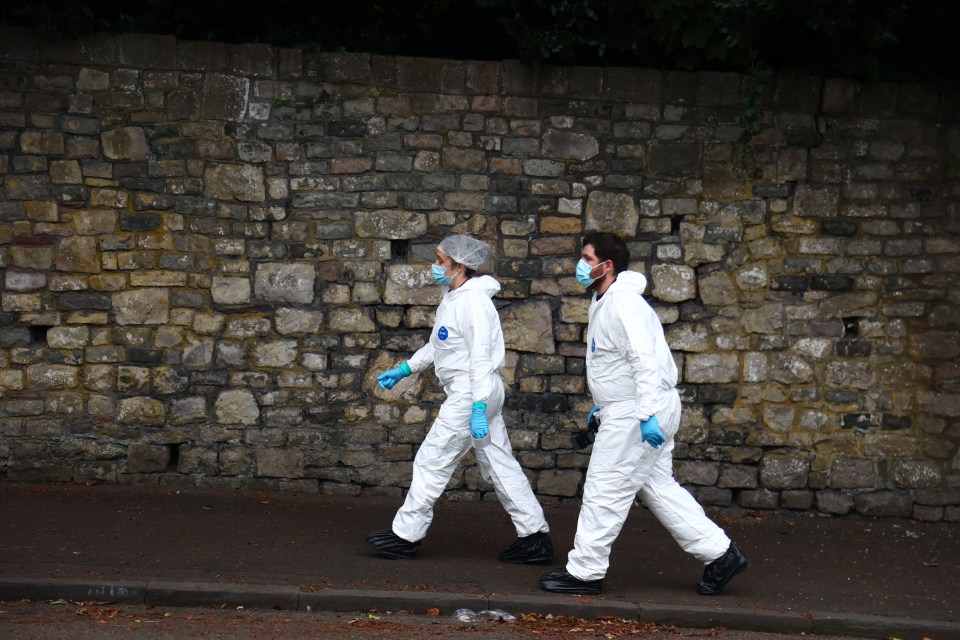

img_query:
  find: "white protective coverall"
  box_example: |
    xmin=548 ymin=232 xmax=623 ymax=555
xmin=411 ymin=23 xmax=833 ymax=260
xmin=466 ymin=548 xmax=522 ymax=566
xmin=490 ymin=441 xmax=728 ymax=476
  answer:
xmin=391 ymin=274 xmax=549 ymax=543
xmin=566 ymin=270 xmax=731 ymax=581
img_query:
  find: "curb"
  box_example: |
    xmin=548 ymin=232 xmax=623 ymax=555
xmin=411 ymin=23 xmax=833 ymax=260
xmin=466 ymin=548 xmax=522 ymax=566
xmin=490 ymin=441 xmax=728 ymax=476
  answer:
xmin=1 ymin=577 xmax=957 ymax=640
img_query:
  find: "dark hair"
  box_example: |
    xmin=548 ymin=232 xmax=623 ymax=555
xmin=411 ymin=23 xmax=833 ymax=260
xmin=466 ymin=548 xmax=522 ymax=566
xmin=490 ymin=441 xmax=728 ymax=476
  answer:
xmin=582 ymin=232 xmax=629 ymax=274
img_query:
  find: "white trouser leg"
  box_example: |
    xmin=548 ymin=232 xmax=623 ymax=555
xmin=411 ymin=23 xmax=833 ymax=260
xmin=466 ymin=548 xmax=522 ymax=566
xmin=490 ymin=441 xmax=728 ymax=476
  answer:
xmin=474 ymin=376 xmax=549 ymax=537
xmin=638 ymin=392 xmax=729 ymax=563
xmin=391 ymin=395 xmax=472 ymax=542
xmin=392 ymin=373 xmax=548 ymax=542
xmin=566 ymin=401 xmax=663 ymax=581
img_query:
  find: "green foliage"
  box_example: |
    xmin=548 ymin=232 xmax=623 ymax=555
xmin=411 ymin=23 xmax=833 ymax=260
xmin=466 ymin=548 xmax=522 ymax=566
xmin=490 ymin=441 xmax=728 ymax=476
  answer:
xmin=1 ymin=0 xmax=955 ymax=84
xmin=736 ymin=64 xmax=773 ymax=145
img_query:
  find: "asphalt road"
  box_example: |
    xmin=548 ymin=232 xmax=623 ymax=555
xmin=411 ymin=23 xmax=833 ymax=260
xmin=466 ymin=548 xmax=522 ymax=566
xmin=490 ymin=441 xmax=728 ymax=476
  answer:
xmin=0 ymin=599 xmax=873 ymax=640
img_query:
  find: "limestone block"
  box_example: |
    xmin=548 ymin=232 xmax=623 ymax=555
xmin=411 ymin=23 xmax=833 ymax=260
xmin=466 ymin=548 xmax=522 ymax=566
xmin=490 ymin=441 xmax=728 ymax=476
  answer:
xmin=211 ymin=276 xmax=251 ymax=305
xmin=55 ymin=236 xmax=100 ymax=274
xmin=153 ymin=367 xmax=189 ymax=395
xmin=762 ymin=405 xmax=796 ymax=432
xmin=558 ymin=296 xmax=589 ymax=324
xmin=584 ymin=191 xmax=638 ymax=236
xmin=651 ymin=263 xmax=695 ymax=302
xmin=26 ymin=364 xmax=78 ymax=389
xmin=113 ymin=288 xmax=169 ymax=325
xmin=50 ymin=160 xmax=82 ymax=184
xmin=117 ymin=397 xmax=165 ymax=426
xmin=542 ymin=130 xmax=599 ymax=161
xmin=203 ymin=163 xmax=265 ymax=203
xmin=918 ymin=391 xmax=960 ymax=417
xmin=675 ymin=460 xmax=720 ymax=485
xmin=220 ymin=447 xmax=253 ymax=476
xmin=170 ymin=397 xmax=207 ymax=424
xmin=854 ymin=491 xmax=912 ymax=517
xmin=355 ymin=210 xmax=427 ymax=239
xmin=825 ymin=360 xmax=874 ymax=389
xmin=224 ymin=317 xmax=271 ymax=338
xmin=892 ymin=459 xmax=944 ymax=489
xmin=684 ymin=353 xmax=739 ymax=384
xmin=0 ymin=370 xmax=24 ymax=390
xmin=741 ymin=303 xmax=784 ymax=334
xmin=760 ymin=450 xmax=810 ymax=489
xmin=275 ymin=308 xmax=322 ymax=335
xmin=20 ymin=131 xmax=64 ymax=155
xmin=254 ymin=263 xmax=315 ymax=304
xmin=101 ymin=127 xmax=149 ymax=161
xmin=5 ymin=270 xmax=46 ymax=292
xmin=201 ymin=73 xmax=250 ymax=121
xmin=4 ymin=175 xmax=50 ymax=200
xmin=77 ymin=68 xmax=110 ymax=91
xmin=253 ymin=340 xmax=298 ymax=368
xmin=12 ymin=246 xmax=54 ymax=270
xmin=178 ymin=447 xmax=219 ymax=474
xmin=695 ymin=270 xmax=736 ymax=306
xmin=815 ymin=491 xmax=854 ymax=515
xmin=666 ymin=323 xmax=709 ymax=352
xmin=130 ymin=271 xmax=188 ymax=287
xmin=536 ymin=469 xmax=582 ymax=496
xmin=500 ymin=300 xmax=555 ymax=354
xmin=442 ymin=148 xmax=485 ymax=172
xmin=215 ymin=389 xmax=260 ymax=425
xmin=117 ymin=366 xmax=151 ymax=392
xmin=182 ymin=335 xmax=214 ymax=369
xmin=74 ymin=209 xmax=117 ymax=235
xmin=794 ymin=184 xmax=840 ymax=217
xmin=768 ymin=354 xmax=814 ymax=384
xmin=383 ymin=265 xmax=442 ymax=306
xmin=127 ymin=443 xmax=170 ymax=473
xmin=256 ymin=448 xmax=304 ymax=478
xmin=718 ymin=464 xmax=758 ymax=489
xmin=45 ymin=391 xmax=84 ymax=416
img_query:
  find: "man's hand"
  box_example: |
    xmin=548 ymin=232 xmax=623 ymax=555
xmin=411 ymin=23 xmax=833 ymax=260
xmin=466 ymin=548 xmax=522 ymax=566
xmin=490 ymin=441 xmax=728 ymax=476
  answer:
xmin=587 ymin=405 xmax=601 ymax=428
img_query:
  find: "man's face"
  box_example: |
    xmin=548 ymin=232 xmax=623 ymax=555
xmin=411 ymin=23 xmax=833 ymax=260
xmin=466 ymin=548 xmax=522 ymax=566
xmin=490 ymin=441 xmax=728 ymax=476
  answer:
xmin=580 ymin=244 xmax=609 ymax=291
xmin=581 ymin=244 xmax=601 ymax=268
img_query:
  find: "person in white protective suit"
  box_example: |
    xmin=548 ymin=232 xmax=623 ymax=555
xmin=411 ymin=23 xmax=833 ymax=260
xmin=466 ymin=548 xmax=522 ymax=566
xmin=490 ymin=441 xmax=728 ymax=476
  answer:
xmin=366 ymin=234 xmax=553 ymax=564
xmin=540 ymin=231 xmax=747 ymax=595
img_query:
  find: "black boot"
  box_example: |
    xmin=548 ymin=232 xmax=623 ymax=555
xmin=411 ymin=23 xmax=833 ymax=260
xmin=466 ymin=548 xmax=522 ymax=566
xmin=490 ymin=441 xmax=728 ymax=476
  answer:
xmin=539 ymin=567 xmax=603 ymax=595
xmin=365 ymin=529 xmax=421 ymax=560
xmin=499 ymin=531 xmax=554 ymax=564
xmin=697 ymin=542 xmax=748 ymax=595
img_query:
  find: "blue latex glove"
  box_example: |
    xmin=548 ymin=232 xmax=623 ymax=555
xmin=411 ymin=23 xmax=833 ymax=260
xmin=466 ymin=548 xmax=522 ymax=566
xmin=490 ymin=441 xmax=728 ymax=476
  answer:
xmin=587 ymin=405 xmax=601 ymax=428
xmin=470 ymin=402 xmax=489 ymax=440
xmin=376 ymin=362 xmax=411 ymax=389
xmin=640 ymin=415 xmax=664 ymax=449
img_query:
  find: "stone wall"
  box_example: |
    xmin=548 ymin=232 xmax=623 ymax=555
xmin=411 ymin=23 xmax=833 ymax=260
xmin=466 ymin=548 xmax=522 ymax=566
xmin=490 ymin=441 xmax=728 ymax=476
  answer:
xmin=1 ymin=27 xmax=958 ymax=521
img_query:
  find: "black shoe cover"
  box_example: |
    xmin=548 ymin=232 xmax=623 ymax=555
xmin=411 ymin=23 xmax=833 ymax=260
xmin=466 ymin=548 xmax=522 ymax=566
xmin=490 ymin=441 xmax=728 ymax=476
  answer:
xmin=365 ymin=529 xmax=421 ymax=560
xmin=499 ymin=531 xmax=554 ymax=564
xmin=539 ymin=567 xmax=603 ymax=595
xmin=697 ymin=541 xmax=748 ymax=595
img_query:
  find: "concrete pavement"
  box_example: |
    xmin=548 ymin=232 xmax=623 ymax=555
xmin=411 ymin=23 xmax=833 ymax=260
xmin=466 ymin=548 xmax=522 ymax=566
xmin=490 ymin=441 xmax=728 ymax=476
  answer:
xmin=0 ymin=482 xmax=957 ymax=639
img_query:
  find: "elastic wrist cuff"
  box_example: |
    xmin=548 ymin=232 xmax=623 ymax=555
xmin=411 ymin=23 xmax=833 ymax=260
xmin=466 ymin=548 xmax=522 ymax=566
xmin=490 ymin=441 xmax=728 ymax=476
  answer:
xmin=399 ymin=362 xmax=412 ymax=376
xmin=472 ymin=401 xmax=487 ymax=411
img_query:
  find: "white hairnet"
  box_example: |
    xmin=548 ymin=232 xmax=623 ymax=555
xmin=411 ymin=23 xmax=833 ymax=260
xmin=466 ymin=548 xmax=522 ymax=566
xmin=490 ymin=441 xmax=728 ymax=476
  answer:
xmin=437 ymin=235 xmax=491 ymax=270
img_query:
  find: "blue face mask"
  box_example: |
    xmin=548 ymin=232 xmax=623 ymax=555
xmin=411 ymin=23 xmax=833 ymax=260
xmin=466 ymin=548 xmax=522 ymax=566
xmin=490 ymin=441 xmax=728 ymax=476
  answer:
xmin=431 ymin=264 xmax=454 ymax=286
xmin=575 ymin=258 xmax=605 ymax=288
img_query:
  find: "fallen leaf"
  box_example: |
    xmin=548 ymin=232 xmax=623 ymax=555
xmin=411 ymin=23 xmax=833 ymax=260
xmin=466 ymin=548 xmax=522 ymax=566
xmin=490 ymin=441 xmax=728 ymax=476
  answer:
xmin=425 ymin=608 xmax=440 ymax=617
